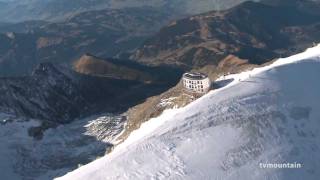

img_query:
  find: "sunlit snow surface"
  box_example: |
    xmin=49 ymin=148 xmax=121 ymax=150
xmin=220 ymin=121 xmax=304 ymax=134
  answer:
xmin=58 ymin=45 xmax=320 ymax=180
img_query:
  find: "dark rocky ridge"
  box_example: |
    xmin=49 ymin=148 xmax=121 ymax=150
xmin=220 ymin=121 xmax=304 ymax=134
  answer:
xmin=131 ymin=1 xmax=320 ymax=70
xmin=0 ymin=63 xmax=182 ymax=124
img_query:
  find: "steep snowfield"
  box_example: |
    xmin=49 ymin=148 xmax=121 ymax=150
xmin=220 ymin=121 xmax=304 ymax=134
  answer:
xmin=58 ymin=45 xmax=320 ymax=180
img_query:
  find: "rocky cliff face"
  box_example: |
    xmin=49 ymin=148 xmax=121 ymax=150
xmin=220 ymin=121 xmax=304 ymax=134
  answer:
xmin=131 ymin=1 xmax=320 ymax=70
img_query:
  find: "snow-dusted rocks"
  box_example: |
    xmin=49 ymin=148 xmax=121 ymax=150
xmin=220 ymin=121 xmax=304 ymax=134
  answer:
xmin=57 ymin=45 xmax=320 ymax=180
xmin=0 ymin=113 xmax=125 ymax=180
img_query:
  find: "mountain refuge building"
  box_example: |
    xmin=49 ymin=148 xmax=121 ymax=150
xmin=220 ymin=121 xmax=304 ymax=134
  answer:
xmin=182 ymin=72 xmax=211 ymax=94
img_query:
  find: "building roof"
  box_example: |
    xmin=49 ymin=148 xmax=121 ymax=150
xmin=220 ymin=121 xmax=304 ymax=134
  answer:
xmin=183 ymin=72 xmax=208 ymax=80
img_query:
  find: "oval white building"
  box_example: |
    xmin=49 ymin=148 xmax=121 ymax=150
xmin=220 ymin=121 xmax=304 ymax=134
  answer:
xmin=182 ymin=72 xmax=211 ymax=94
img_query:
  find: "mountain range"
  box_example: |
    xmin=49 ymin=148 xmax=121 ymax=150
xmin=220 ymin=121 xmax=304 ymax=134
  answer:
xmin=131 ymin=1 xmax=320 ymax=70
xmin=0 ymin=0 xmax=253 ymax=23
xmin=0 ymin=7 xmax=172 ymax=76
xmin=1 ymin=0 xmax=320 ymax=77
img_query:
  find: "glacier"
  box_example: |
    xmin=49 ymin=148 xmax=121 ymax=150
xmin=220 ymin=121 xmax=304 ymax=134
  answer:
xmin=57 ymin=44 xmax=320 ymax=180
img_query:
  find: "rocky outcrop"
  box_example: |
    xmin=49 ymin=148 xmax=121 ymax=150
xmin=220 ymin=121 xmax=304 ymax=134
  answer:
xmin=119 ymin=54 xmax=257 ymax=142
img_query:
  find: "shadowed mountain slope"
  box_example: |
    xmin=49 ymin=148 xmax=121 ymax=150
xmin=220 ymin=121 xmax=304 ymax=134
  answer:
xmin=0 ymin=62 xmax=181 ymax=124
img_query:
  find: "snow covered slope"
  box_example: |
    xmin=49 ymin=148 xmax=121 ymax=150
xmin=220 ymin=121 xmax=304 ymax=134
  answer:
xmin=57 ymin=45 xmax=320 ymax=180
